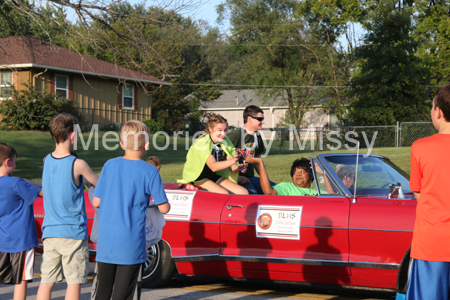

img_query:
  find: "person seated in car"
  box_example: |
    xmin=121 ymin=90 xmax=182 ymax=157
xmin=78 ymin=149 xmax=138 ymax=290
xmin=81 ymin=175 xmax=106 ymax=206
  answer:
xmin=336 ymin=165 xmax=355 ymax=188
xmin=178 ymin=115 xmax=248 ymax=195
xmin=246 ymin=155 xmax=317 ymax=196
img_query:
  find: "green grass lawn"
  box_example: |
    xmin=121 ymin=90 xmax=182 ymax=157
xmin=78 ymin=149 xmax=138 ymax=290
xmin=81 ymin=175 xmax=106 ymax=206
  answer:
xmin=0 ymin=130 xmax=411 ymax=183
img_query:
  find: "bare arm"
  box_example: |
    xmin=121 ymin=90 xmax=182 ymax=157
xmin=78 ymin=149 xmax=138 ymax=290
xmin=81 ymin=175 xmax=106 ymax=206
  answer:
xmin=314 ymin=162 xmax=335 ymax=193
xmin=93 ymin=196 xmax=100 ymax=208
xmin=158 ymin=202 xmax=171 ymax=214
xmin=246 ymin=155 xmax=277 ymax=195
xmin=413 ymin=192 xmax=420 ymax=201
xmin=254 ymin=161 xmax=261 ymax=175
xmin=74 ymin=159 xmax=99 ymax=187
xmin=205 ymin=154 xmax=239 ymax=172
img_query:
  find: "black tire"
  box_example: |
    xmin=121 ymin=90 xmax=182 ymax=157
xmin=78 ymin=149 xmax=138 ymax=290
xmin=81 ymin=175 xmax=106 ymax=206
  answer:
xmin=141 ymin=240 xmax=176 ymax=288
xmin=396 ymin=248 xmax=411 ymax=293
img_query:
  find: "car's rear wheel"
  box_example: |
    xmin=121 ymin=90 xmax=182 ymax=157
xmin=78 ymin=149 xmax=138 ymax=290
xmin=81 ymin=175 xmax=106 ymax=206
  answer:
xmin=396 ymin=248 xmax=411 ymax=293
xmin=142 ymin=240 xmax=176 ymax=288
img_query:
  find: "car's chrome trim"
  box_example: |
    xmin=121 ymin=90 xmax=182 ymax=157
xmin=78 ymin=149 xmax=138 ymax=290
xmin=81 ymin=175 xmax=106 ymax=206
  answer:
xmin=349 ymin=261 xmax=400 ymax=269
xmin=173 ymin=254 xmax=400 ymax=269
xmin=173 ymin=254 xmax=219 ymax=262
xmin=349 ymin=228 xmax=413 ymax=232
xmin=220 ymin=255 xmax=349 ymax=267
xmin=316 ymin=194 xmax=348 ymax=198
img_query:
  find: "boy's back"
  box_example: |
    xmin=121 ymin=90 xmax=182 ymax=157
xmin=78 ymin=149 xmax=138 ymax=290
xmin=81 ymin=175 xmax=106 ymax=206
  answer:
xmin=406 ymin=83 xmax=450 ymax=300
xmin=410 ymin=134 xmax=450 ymax=261
xmin=0 ymin=175 xmax=41 ymax=253
xmin=42 ymin=154 xmax=87 ymax=240
xmin=37 ymin=113 xmax=98 ymax=300
xmin=94 ymin=157 xmax=167 ymax=264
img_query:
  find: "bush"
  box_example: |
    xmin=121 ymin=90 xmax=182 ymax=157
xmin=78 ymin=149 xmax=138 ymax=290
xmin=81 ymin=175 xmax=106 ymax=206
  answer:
xmin=0 ymin=86 xmax=84 ymax=130
xmin=143 ymin=118 xmax=163 ymax=133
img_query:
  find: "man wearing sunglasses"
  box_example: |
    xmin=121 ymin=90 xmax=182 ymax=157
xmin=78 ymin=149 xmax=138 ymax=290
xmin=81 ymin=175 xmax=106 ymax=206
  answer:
xmin=227 ymin=105 xmax=275 ymax=194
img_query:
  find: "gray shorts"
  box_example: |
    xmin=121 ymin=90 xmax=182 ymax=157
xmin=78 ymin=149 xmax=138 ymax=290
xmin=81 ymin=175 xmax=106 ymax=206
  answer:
xmin=41 ymin=238 xmax=89 ymax=284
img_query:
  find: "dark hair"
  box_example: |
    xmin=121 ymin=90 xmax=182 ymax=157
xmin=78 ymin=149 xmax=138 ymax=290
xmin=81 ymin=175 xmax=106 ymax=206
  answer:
xmin=146 ymin=156 xmax=161 ymax=167
xmin=290 ymin=158 xmax=312 ymax=180
xmin=243 ymin=105 xmax=264 ymax=124
xmin=49 ymin=113 xmax=79 ymax=144
xmin=205 ymin=114 xmax=227 ymax=133
xmin=0 ymin=142 xmax=17 ymax=167
xmin=434 ymin=83 xmax=450 ymax=121
xmin=337 ymin=165 xmax=354 ymax=180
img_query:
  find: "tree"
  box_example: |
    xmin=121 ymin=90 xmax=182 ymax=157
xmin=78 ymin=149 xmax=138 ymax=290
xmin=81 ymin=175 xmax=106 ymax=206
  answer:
xmin=70 ymin=4 xmax=223 ymax=129
xmin=414 ymin=0 xmax=450 ymax=86
xmin=347 ymin=0 xmax=430 ymax=125
xmin=0 ymin=1 xmax=70 ymax=45
xmin=217 ymin=0 xmax=351 ymax=127
xmin=2 ymin=0 xmax=201 ymax=79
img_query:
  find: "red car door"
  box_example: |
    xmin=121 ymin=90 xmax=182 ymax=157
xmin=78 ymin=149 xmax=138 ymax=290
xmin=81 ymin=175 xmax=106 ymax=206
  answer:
xmin=348 ymin=196 xmax=416 ymax=289
xmin=219 ymin=193 xmax=351 ymax=284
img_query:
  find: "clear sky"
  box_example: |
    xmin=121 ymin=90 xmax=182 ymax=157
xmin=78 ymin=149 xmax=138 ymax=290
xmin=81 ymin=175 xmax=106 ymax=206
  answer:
xmin=180 ymin=0 xmax=230 ymax=31
xmin=182 ymin=0 xmax=224 ymax=26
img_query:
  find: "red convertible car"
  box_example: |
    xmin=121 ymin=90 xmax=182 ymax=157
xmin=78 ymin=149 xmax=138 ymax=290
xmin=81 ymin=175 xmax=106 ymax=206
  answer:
xmin=34 ymin=153 xmax=415 ymax=292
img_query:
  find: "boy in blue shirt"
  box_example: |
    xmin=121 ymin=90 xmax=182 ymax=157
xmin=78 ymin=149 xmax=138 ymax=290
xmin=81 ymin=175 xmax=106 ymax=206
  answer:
xmin=0 ymin=142 xmax=42 ymax=300
xmin=91 ymin=120 xmax=170 ymax=300
xmin=37 ymin=113 xmax=99 ymax=300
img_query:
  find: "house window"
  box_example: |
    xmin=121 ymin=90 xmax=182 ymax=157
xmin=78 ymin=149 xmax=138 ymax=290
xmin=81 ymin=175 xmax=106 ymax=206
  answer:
xmin=55 ymin=75 xmax=68 ymax=99
xmin=122 ymin=84 xmax=134 ymax=109
xmin=0 ymin=71 xmax=13 ymax=99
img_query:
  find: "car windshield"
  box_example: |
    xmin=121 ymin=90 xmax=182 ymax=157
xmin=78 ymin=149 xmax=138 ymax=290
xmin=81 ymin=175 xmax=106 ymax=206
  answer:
xmin=322 ymin=155 xmax=412 ymax=196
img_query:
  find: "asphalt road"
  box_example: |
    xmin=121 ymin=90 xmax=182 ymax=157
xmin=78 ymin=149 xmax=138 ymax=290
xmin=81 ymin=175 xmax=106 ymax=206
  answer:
xmin=0 ymin=255 xmax=397 ymax=300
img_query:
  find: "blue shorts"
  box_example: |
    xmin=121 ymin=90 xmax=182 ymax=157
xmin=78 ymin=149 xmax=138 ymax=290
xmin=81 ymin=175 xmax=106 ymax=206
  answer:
xmin=406 ymin=258 xmax=450 ymax=300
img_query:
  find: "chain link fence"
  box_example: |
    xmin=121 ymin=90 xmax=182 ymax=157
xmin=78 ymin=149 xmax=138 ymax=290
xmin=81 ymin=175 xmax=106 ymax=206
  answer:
xmin=77 ymin=107 xmax=435 ymax=153
xmin=262 ymin=126 xmax=397 ymax=154
xmin=260 ymin=122 xmax=435 ymax=154
xmin=399 ymin=122 xmax=436 ymax=147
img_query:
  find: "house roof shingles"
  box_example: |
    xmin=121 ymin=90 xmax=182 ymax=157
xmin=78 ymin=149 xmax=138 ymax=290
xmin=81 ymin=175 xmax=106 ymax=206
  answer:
xmin=0 ymin=36 xmax=166 ymax=84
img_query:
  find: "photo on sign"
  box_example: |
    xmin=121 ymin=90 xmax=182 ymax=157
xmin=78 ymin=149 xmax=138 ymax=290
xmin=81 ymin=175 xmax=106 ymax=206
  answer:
xmin=257 ymin=213 xmax=272 ymax=230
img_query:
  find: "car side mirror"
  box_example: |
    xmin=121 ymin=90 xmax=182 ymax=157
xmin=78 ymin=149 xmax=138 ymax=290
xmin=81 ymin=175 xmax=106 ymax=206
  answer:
xmin=388 ymin=182 xmax=405 ymax=199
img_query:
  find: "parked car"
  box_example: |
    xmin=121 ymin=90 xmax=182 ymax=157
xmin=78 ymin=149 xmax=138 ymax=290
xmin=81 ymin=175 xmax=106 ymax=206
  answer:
xmin=34 ymin=153 xmax=415 ymax=291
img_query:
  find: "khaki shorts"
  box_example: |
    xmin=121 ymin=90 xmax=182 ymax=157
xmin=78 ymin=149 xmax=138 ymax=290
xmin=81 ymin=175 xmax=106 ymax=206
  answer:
xmin=41 ymin=238 xmax=89 ymax=284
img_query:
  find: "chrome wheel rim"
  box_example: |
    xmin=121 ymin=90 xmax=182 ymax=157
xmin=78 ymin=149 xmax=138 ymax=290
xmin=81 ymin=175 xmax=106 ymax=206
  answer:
xmin=143 ymin=244 xmax=159 ymax=278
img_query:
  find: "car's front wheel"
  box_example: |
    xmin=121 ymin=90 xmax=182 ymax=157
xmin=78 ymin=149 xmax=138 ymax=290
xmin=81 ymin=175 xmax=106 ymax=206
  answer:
xmin=141 ymin=240 xmax=176 ymax=288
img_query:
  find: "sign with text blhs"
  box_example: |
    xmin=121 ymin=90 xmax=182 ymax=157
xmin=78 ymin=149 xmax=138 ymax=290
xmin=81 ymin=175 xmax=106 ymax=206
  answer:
xmin=256 ymin=205 xmax=302 ymax=240
xmin=164 ymin=191 xmax=196 ymax=220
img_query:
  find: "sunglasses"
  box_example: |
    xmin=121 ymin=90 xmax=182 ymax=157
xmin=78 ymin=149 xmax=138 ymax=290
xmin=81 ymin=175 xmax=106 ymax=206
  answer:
xmin=250 ymin=115 xmax=264 ymax=122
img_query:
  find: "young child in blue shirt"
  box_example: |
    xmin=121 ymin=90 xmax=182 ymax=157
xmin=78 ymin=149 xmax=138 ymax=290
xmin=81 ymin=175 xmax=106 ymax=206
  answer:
xmin=91 ymin=120 xmax=170 ymax=300
xmin=37 ymin=113 xmax=98 ymax=300
xmin=0 ymin=142 xmax=42 ymax=300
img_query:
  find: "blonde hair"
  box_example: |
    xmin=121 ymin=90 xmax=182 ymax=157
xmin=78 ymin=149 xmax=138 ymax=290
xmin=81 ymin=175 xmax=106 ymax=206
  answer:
xmin=146 ymin=156 xmax=161 ymax=167
xmin=121 ymin=120 xmax=150 ymax=150
xmin=205 ymin=115 xmax=227 ymax=133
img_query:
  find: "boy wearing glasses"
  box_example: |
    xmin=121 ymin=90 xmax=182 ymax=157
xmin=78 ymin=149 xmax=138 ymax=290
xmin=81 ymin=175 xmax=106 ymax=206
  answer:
xmin=228 ymin=105 xmax=275 ymax=194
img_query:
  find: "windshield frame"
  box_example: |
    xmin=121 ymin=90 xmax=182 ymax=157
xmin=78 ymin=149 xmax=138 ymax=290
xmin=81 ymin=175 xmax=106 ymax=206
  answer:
xmin=316 ymin=153 xmax=411 ymax=198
